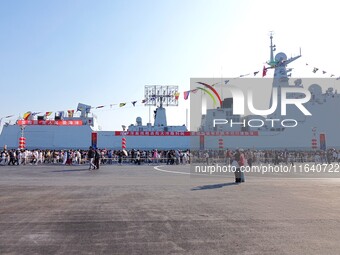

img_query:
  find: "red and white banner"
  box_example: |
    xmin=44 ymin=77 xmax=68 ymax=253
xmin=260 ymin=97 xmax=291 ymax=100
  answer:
xmin=115 ymin=131 xmax=191 ymax=136
xmin=17 ymin=120 xmax=83 ymax=126
xmin=190 ymin=131 xmax=259 ymax=136
xmin=114 ymin=131 xmax=259 ymax=136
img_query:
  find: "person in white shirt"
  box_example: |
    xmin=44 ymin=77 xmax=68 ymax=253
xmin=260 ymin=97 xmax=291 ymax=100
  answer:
xmin=62 ymin=150 xmax=67 ymax=165
xmin=0 ymin=150 xmax=7 ymax=165
xmin=36 ymin=150 xmax=43 ymax=164
xmin=33 ymin=150 xmax=39 ymax=165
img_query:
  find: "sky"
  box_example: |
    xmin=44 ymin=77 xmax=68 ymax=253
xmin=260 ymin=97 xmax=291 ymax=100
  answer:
xmin=1 ymin=0 xmax=340 ymax=131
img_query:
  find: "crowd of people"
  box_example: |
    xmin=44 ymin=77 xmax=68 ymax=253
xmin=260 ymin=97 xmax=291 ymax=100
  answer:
xmin=193 ymin=148 xmax=340 ymax=166
xmin=0 ymin=147 xmax=192 ymax=167
xmin=1 ymin=146 xmax=340 ymax=168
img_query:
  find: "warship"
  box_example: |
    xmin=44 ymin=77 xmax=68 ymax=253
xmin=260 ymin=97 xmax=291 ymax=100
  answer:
xmin=0 ymin=35 xmax=338 ymax=150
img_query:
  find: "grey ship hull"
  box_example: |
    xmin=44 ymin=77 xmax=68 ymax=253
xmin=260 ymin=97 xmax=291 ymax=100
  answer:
xmin=194 ymin=94 xmax=340 ymax=150
xmin=0 ymin=125 xmax=190 ymax=150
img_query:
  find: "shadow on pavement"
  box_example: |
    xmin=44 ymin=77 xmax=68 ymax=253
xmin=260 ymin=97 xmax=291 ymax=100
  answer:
xmin=191 ymin=182 xmax=238 ymax=191
xmin=51 ymin=169 xmax=90 ymax=173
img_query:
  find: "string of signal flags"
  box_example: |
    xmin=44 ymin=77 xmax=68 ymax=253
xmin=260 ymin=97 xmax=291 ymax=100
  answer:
xmin=1 ymin=61 xmax=340 ymax=123
xmin=1 ymin=97 xmax=182 ymax=123
xmin=0 ymin=65 xmax=274 ymax=123
xmin=183 ymin=61 xmax=340 ymax=101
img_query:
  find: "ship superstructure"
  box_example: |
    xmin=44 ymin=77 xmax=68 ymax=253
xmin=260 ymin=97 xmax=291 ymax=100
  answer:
xmin=196 ymin=35 xmax=340 ymax=149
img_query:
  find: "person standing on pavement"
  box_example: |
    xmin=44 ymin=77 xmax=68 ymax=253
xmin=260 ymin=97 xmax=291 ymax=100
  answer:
xmin=232 ymin=149 xmax=246 ymax=183
xmin=135 ymin=150 xmax=141 ymax=165
xmin=94 ymin=149 xmax=100 ymax=169
xmin=238 ymin=149 xmax=246 ymax=183
xmin=88 ymin=146 xmax=96 ymax=170
xmin=8 ymin=150 xmax=16 ymax=165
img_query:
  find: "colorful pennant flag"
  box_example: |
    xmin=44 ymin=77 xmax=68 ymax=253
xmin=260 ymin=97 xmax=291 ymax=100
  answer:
xmin=23 ymin=112 xmax=31 ymax=120
xmin=141 ymin=99 xmax=146 ymax=104
xmin=313 ymin=67 xmax=319 ymax=73
xmin=119 ymin=103 xmax=126 ymax=107
xmin=96 ymin=105 xmax=105 ymax=109
xmin=175 ymin=92 xmax=180 ymax=100
xmin=45 ymin=112 xmax=52 ymax=117
xmin=67 ymin=110 xmax=74 ymax=117
xmin=253 ymin=71 xmax=259 ymax=76
xmin=183 ymin=91 xmax=190 ymax=100
xmin=262 ymin=66 xmax=267 ymax=77
xmin=55 ymin=111 xmax=64 ymax=117
xmin=239 ymin=73 xmax=250 ymax=77
xmin=132 ymin=101 xmax=137 ymax=107
xmin=31 ymin=112 xmax=41 ymax=116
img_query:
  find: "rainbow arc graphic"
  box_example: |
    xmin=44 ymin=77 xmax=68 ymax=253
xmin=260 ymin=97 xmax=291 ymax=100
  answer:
xmin=196 ymin=82 xmax=223 ymax=108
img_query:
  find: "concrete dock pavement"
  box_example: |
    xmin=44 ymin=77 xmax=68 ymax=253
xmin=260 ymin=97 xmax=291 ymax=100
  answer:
xmin=0 ymin=164 xmax=340 ymax=254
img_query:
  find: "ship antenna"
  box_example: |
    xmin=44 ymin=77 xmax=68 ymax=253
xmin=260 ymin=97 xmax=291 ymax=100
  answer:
xmin=268 ymin=31 xmax=276 ymax=67
xmin=159 ymin=95 xmax=163 ymax=108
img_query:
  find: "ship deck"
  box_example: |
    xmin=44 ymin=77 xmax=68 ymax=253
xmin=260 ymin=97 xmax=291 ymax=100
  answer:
xmin=1 ymin=163 xmax=340 ymax=254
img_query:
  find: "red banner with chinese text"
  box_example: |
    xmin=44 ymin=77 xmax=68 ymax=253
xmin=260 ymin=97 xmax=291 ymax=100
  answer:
xmin=17 ymin=120 xmax=83 ymax=126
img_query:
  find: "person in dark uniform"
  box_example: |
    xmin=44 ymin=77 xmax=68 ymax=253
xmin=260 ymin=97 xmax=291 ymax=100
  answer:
xmin=88 ymin=146 xmax=96 ymax=170
xmin=94 ymin=149 xmax=100 ymax=169
xmin=8 ymin=150 xmax=16 ymax=166
xmin=118 ymin=151 xmax=123 ymax=165
xmin=232 ymin=149 xmax=241 ymax=183
xmin=66 ymin=150 xmax=72 ymax=165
